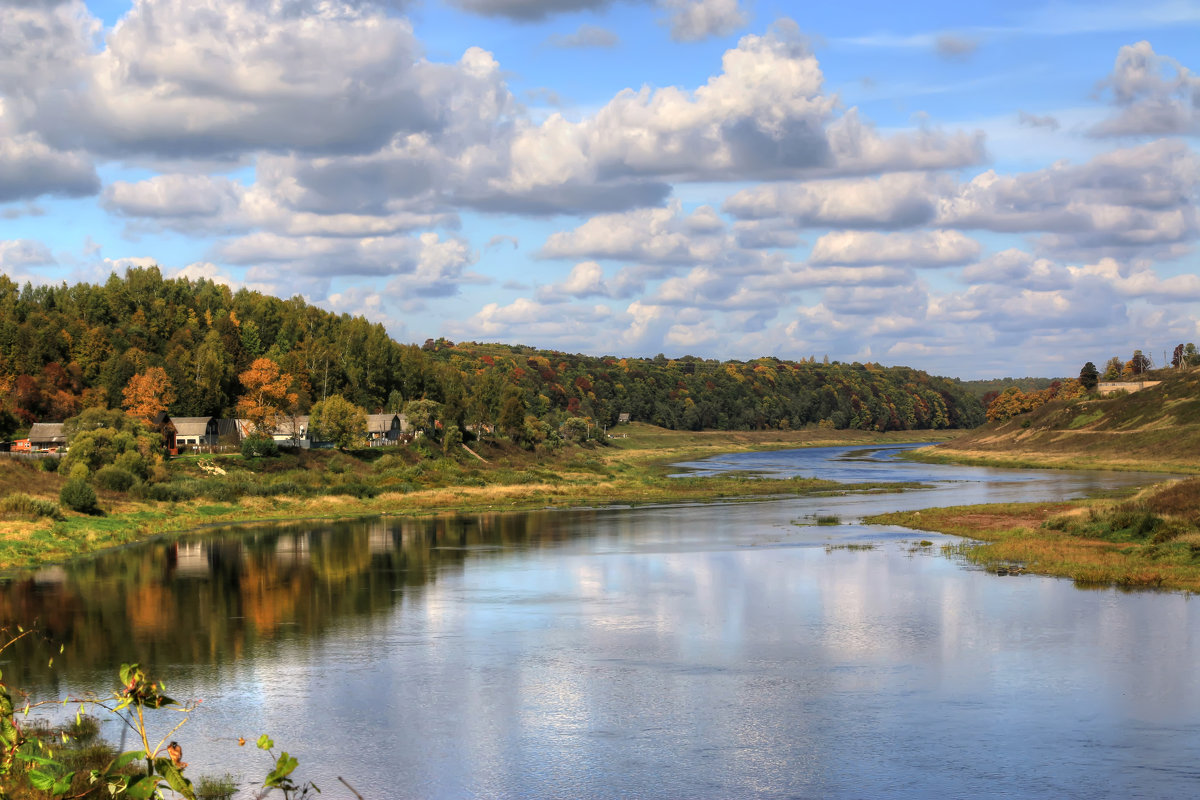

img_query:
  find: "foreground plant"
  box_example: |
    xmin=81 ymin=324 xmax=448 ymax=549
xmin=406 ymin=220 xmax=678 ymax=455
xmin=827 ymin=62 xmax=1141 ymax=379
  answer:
xmin=0 ymin=636 xmax=322 ymax=800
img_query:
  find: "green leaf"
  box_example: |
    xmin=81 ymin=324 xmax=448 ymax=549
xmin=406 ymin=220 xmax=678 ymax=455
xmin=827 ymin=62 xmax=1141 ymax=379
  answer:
xmin=51 ymin=774 xmax=75 ymax=795
xmin=256 ymin=733 xmax=273 ymax=750
xmin=15 ymin=751 xmax=62 ymax=767
xmin=158 ymin=760 xmax=197 ymax=800
xmin=125 ymin=774 xmax=162 ymax=800
xmin=265 ymin=752 xmax=299 ymax=787
xmin=104 ymin=749 xmax=148 ymax=774
xmin=28 ymin=769 xmax=57 ymax=791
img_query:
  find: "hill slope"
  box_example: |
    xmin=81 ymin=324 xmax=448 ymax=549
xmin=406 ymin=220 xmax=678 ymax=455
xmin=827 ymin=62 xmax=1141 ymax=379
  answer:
xmin=924 ymin=370 xmax=1200 ymax=472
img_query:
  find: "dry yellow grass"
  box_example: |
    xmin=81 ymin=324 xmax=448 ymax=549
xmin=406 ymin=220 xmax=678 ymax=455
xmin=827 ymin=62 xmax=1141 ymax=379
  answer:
xmin=871 ymin=494 xmax=1200 ymax=593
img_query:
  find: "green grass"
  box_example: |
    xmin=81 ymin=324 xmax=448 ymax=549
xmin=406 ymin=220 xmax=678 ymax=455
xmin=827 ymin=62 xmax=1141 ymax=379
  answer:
xmin=866 ymin=479 xmax=1200 ymax=592
xmin=195 ymin=772 xmax=239 ymax=800
xmin=197 ymin=504 xmax=236 ymax=516
xmin=1068 ymin=410 xmax=1105 ymax=429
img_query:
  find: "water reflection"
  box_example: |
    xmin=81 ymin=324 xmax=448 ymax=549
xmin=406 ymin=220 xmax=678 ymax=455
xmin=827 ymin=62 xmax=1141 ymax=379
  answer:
xmin=0 ymin=512 xmax=605 ymax=689
xmin=1 ymin=447 xmax=1193 ymax=798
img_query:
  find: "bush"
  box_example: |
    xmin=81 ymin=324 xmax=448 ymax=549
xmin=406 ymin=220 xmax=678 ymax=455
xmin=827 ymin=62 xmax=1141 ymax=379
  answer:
xmin=202 ymin=480 xmax=245 ymax=503
xmin=141 ymin=481 xmax=201 ymax=502
xmin=115 ymin=449 xmax=150 ymax=480
xmin=245 ymin=480 xmax=305 ymax=498
xmin=94 ymin=465 xmax=137 ymax=492
xmin=241 ymin=435 xmax=279 ymax=459
xmin=329 ymin=482 xmax=379 ymax=499
xmin=39 ymin=457 xmax=60 ymax=473
xmin=60 ymin=479 xmax=100 ymax=514
xmin=0 ymin=492 xmax=62 ymax=520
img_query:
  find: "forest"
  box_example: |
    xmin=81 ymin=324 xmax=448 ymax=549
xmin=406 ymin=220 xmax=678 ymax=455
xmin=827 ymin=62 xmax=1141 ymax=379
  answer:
xmin=0 ymin=267 xmax=985 ymax=440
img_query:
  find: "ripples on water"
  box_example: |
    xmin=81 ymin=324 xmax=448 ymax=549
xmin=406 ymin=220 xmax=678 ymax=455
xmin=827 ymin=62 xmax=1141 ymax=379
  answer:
xmin=3 ymin=445 xmax=1196 ymax=798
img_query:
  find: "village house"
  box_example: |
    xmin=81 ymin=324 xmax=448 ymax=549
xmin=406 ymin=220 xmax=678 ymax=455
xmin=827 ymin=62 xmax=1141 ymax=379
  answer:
xmin=366 ymin=413 xmax=406 ymax=446
xmin=13 ymin=422 xmax=67 ymax=453
xmin=171 ymin=417 xmax=220 ymax=447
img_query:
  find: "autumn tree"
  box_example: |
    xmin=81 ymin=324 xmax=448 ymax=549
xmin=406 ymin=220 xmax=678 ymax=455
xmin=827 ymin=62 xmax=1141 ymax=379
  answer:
xmin=122 ymin=366 xmax=176 ymax=420
xmin=236 ymin=358 xmax=297 ymax=436
xmin=1129 ymin=349 xmax=1152 ymax=376
xmin=1102 ymin=356 xmax=1123 ymax=381
xmin=309 ymin=395 xmax=367 ymax=450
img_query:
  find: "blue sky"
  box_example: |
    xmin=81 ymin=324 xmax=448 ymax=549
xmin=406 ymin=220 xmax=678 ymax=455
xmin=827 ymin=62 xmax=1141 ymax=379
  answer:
xmin=2 ymin=0 xmax=1199 ymax=379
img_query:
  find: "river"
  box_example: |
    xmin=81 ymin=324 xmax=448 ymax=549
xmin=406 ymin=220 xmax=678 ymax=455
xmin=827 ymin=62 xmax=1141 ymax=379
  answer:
xmin=3 ymin=444 xmax=1197 ymax=798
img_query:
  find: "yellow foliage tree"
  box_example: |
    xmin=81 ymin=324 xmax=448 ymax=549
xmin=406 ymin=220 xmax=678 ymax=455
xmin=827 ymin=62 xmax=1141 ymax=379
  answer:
xmin=236 ymin=358 xmax=297 ymax=437
xmin=122 ymin=367 xmax=176 ymax=420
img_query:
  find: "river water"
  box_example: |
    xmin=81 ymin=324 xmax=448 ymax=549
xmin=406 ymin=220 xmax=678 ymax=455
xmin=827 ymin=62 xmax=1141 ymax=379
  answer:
xmin=3 ymin=444 xmax=1198 ymax=798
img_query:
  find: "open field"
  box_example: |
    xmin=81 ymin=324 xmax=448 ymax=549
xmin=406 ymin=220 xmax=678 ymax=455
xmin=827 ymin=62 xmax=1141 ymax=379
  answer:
xmin=0 ymin=425 xmax=947 ymax=572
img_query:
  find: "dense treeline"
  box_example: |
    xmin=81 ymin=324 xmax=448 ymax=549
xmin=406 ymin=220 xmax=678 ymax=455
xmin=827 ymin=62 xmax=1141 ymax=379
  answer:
xmin=0 ymin=268 xmax=984 ymax=436
xmin=957 ymin=376 xmax=1063 ymax=401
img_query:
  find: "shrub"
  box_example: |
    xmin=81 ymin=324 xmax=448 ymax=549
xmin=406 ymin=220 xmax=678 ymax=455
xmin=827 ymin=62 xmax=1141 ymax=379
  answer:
xmin=39 ymin=457 xmax=60 ymax=473
xmin=329 ymin=482 xmax=379 ymax=499
xmin=94 ymin=465 xmax=137 ymax=492
xmin=202 ymin=480 xmax=245 ymax=503
xmin=60 ymin=479 xmax=99 ymax=514
xmin=115 ymin=449 xmax=150 ymax=479
xmin=245 ymin=480 xmax=305 ymax=498
xmin=0 ymin=492 xmax=62 ymax=520
xmin=142 ymin=481 xmax=201 ymax=502
xmin=241 ymin=435 xmax=279 ymax=459
xmin=372 ymin=453 xmax=408 ymax=472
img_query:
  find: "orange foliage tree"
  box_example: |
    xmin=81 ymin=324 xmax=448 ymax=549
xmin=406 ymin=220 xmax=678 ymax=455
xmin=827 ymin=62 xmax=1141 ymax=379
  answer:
xmin=236 ymin=358 xmax=297 ymax=436
xmin=122 ymin=366 xmax=176 ymax=420
xmin=985 ymin=379 xmax=1085 ymax=423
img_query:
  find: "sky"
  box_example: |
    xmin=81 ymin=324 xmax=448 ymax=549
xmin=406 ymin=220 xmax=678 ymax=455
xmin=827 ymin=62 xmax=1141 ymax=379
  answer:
xmin=1 ymin=0 xmax=1199 ymax=379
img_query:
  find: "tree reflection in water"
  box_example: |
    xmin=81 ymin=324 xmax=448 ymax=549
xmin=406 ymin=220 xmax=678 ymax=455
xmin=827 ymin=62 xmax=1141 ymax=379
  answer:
xmin=0 ymin=511 xmax=585 ymax=691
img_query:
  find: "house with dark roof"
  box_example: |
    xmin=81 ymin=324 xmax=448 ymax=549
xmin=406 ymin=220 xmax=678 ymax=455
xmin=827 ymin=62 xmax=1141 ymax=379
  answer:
xmin=366 ymin=413 xmax=403 ymax=446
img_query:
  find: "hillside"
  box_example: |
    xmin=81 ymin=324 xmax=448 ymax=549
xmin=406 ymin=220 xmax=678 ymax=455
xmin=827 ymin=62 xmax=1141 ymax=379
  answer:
xmin=955 ymin=376 xmax=1064 ymax=400
xmin=0 ymin=268 xmax=984 ymax=437
xmin=919 ymin=369 xmax=1200 ymax=472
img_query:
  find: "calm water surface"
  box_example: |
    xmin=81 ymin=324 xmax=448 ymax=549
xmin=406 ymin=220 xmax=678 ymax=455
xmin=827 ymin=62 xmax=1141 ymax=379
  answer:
xmin=3 ymin=445 xmax=1197 ymax=798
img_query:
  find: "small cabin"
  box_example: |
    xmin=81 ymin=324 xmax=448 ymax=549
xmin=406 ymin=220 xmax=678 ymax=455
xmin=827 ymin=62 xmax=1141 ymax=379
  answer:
xmin=21 ymin=422 xmax=67 ymax=452
xmin=366 ymin=414 xmax=402 ymax=446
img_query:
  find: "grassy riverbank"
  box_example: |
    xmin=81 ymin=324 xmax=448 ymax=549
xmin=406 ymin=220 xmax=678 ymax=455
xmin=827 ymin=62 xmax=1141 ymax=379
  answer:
xmin=878 ymin=369 xmax=1200 ymax=591
xmin=0 ymin=425 xmax=946 ymax=572
xmin=867 ymin=477 xmax=1200 ymax=592
xmin=914 ymin=369 xmax=1200 ymax=474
